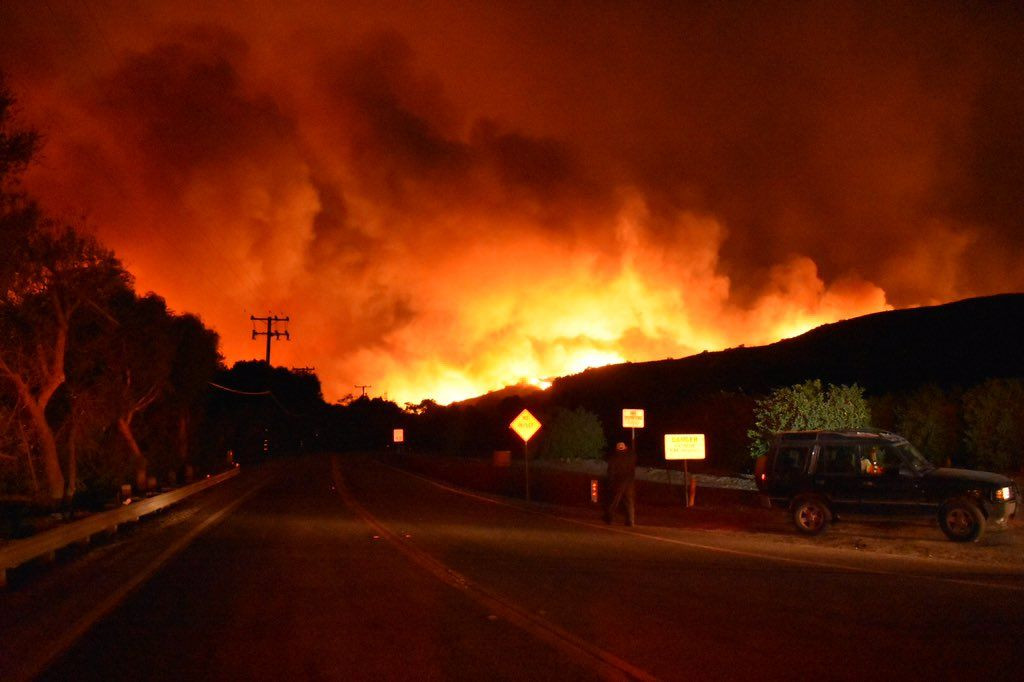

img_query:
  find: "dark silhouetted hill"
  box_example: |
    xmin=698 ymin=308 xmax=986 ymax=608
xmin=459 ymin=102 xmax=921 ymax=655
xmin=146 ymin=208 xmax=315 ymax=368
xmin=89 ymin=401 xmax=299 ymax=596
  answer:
xmin=438 ymin=294 xmax=1023 ymax=470
xmin=548 ymin=293 xmax=1024 ymax=411
xmin=454 ymin=382 xmax=544 ymax=410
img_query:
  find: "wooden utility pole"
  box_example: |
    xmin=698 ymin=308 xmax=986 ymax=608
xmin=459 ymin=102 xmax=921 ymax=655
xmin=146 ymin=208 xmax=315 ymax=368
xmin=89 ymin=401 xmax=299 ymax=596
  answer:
xmin=355 ymin=384 xmax=372 ymax=397
xmin=251 ymin=315 xmax=290 ymax=365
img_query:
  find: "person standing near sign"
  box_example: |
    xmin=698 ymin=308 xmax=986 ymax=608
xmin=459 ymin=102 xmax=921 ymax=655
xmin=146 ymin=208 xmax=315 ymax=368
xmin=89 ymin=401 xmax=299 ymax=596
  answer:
xmin=604 ymin=441 xmax=637 ymax=526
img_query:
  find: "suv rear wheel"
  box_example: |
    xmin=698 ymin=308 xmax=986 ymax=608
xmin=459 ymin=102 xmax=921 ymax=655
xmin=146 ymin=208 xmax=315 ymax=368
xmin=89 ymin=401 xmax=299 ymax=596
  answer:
xmin=792 ymin=495 xmax=831 ymax=535
xmin=939 ymin=499 xmax=985 ymax=542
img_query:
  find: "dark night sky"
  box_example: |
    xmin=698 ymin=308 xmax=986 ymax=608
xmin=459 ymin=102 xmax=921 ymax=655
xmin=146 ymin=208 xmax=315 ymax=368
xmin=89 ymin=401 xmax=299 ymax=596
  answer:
xmin=1 ymin=1 xmax=1021 ymax=403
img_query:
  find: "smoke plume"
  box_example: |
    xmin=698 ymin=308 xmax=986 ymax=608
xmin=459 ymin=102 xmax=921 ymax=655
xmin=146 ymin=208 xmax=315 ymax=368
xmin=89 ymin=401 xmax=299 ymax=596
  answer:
xmin=2 ymin=1 xmax=1021 ymax=403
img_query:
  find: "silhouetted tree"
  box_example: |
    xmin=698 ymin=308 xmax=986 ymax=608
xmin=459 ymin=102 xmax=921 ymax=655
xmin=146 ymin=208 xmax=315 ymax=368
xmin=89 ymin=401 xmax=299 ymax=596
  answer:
xmin=0 ymin=80 xmax=131 ymax=502
xmin=0 ymin=75 xmax=38 ymax=200
xmin=164 ymin=313 xmax=221 ymax=471
xmin=893 ymin=384 xmax=961 ymax=466
xmin=205 ymin=361 xmax=329 ymax=461
xmin=963 ymin=379 xmax=1024 ymax=472
xmin=338 ymin=396 xmax=404 ymax=451
xmin=0 ymin=221 xmax=129 ymax=502
xmin=107 ymin=293 xmax=177 ymax=489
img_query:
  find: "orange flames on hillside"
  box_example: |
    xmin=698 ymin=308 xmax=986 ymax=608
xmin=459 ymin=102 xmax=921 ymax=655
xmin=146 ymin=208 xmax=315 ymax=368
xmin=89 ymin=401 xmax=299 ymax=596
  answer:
xmin=222 ymin=204 xmax=888 ymax=406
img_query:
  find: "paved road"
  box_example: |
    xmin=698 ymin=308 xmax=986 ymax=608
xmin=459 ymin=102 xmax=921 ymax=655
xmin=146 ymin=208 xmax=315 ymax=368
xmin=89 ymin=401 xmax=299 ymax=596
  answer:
xmin=5 ymin=454 xmax=1023 ymax=680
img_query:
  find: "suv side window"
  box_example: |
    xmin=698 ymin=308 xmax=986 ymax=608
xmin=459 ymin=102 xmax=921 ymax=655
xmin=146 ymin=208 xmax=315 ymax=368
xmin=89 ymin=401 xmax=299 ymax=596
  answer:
xmin=859 ymin=444 xmax=903 ymax=476
xmin=774 ymin=446 xmax=810 ymax=475
xmin=820 ymin=445 xmax=858 ymax=474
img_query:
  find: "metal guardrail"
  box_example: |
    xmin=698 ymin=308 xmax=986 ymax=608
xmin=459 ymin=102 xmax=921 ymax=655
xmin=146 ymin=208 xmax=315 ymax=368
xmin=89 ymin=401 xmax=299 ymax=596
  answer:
xmin=0 ymin=467 xmax=240 ymax=587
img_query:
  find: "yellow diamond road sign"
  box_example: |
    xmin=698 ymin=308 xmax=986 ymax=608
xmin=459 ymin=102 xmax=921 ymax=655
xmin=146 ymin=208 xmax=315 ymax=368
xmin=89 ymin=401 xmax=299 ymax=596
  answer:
xmin=510 ymin=409 xmax=541 ymax=442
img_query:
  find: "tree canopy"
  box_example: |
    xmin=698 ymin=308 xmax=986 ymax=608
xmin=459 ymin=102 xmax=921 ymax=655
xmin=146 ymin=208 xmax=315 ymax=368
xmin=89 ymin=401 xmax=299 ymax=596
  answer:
xmin=0 ymin=78 xmax=228 ymax=505
xmin=748 ymin=380 xmax=871 ymax=458
xmin=963 ymin=379 xmax=1024 ymax=472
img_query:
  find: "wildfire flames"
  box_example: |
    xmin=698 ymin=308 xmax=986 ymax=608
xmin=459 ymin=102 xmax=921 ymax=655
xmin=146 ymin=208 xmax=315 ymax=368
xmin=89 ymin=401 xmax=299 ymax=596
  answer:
xmin=332 ymin=208 xmax=890 ymax=404
xmin=2 ymin=2 xmax=1021 ymax=404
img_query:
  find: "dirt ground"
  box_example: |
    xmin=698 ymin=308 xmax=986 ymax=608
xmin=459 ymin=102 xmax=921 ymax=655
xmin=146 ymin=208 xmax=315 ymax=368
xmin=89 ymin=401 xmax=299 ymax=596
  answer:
xmin=393 ymin=452 xmax=1024 ymax=568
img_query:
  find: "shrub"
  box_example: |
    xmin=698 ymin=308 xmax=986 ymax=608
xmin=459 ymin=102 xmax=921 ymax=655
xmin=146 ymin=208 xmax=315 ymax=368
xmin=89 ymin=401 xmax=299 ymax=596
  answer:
xmin=748 ymin=380 xmax=870 ymax=458
xmin=537 ymin=407 xmax=606 ymax=461
xmin=963 ymin=378 xmax=1024 ymax=472
xmin=893 ymin=384 xmax=961 ymax=466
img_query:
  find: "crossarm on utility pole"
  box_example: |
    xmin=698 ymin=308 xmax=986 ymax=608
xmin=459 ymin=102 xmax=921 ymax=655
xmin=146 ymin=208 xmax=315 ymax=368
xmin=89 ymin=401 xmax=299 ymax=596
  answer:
xmin=250 ymin=314 xmax=290 ymax=365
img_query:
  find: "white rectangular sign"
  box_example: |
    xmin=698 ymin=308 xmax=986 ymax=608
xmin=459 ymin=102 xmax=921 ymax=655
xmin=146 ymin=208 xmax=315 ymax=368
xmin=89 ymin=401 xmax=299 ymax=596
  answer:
xmin=664 ymin=434 xmax=706 ymax=460
xmin=393 ymin=428 xmax=404 ymax=443
xmin=622 ymin=408 xmax=645 ymax=428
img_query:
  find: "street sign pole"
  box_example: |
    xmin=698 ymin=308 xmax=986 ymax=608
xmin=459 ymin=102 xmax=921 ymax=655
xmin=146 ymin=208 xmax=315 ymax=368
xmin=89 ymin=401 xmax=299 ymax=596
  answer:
xmin=664 ymin=434 xmax=706 ymax=509
xmin=683 ymin=460 xmax=689 ymax=507
xmin=509 ymin=409 xmax=542 ymax=503
xmin=524 ymin=440 xmax=530 ymax=502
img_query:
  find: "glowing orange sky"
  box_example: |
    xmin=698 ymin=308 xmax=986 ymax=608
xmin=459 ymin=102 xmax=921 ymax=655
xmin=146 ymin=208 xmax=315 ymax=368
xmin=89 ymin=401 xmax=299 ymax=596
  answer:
xmin=2 ymin=2 xmax=1022 ymax=404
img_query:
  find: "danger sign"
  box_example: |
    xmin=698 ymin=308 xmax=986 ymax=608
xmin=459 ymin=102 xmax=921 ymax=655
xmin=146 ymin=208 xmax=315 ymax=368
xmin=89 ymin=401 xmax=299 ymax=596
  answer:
xmin=664 ymin=434 xmax=706 ymax=460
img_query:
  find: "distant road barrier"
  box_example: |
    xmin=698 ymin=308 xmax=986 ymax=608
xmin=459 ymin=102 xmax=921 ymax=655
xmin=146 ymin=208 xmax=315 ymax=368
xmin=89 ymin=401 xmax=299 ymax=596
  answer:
xmin=0 ymin=467 xmax=240 ymax=588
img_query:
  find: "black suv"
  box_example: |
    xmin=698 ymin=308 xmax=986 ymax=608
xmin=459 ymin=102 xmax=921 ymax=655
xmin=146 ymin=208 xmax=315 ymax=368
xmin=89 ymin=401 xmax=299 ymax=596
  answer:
xmin=755 ymin=429 xmax=1018 ymax=542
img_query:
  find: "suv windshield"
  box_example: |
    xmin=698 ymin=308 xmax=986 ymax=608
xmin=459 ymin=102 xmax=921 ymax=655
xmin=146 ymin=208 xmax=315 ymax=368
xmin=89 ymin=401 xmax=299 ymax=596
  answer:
xmin=892 ymin=442 xmax=935 ymax=473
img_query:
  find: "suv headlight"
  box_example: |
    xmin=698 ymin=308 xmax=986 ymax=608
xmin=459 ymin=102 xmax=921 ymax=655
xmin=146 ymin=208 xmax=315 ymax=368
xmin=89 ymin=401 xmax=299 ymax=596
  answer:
xmin=994 ymin=486 xmax=1013 ymax=501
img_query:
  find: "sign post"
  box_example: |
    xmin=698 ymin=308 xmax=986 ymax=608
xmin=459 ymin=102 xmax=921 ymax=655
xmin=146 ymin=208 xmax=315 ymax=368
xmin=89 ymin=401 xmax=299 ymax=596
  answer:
xmin=622 ymin=408 xmax=645 ymax=454
xmin=510 ymin=409 xmax=542 ymax=502
xmin=664 ymin=434 xmax=706 ymax=508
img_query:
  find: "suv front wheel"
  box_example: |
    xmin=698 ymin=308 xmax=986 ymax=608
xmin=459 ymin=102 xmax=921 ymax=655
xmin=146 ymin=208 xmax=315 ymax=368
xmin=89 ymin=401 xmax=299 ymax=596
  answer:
xmin=792 ymin=495 xmax=832 ymax=535
xmin=939 ymin=498 xmax=985 ymax=543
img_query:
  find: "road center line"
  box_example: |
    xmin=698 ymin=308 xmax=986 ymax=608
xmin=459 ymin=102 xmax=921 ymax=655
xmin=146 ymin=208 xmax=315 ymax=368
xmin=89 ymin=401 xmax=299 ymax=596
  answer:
xmin=330 ymin=457 xmax=660 ymax=682
xmin=380 ymin=459 xmax=1024 ymax=592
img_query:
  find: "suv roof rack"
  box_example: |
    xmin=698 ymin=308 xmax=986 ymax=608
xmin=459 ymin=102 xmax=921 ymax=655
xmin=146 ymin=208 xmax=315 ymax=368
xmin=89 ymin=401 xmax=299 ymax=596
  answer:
xmin=775 ymin=428 xmax=903 ymax=441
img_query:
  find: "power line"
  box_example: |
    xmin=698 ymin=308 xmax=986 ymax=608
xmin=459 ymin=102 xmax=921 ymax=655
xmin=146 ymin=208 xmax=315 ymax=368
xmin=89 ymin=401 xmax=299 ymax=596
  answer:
xmin=207 ymin=381 xmax=299 ymax=418
xmin=207 ymin=381 xmax=270 ymax=397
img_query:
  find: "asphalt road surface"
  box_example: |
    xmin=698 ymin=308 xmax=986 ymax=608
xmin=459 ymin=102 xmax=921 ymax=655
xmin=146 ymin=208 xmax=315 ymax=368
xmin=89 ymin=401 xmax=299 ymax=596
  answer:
xmin=4 ymin=454 xmax=1023 ymax=681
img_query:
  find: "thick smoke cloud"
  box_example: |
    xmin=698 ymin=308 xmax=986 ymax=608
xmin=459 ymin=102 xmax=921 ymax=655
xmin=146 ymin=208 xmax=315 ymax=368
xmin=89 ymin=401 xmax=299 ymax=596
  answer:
xmin=1 ymin=1 xmax=1021 ymax=403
